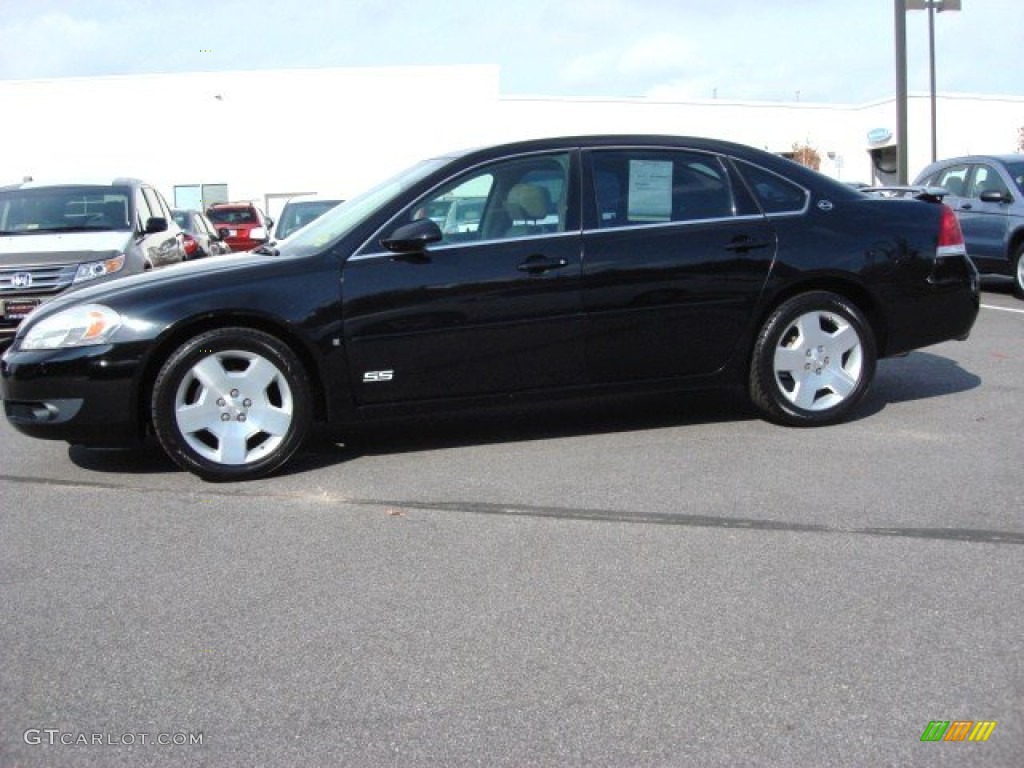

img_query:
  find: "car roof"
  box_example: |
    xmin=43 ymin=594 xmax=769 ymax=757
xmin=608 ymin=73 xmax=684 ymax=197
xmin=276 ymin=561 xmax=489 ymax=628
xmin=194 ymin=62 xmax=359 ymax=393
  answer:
xmin=439 ymin=134 xmax=860 ymax=199
xmin=207 ymin=201 xmax=260 ymax=209
xmin=0 ymin=177 xmax=145 ymax=191
xmin=921 ymin=154 xmax=1022 ymax=167
xmin=282 ymin=193 xmax=345 ymax=205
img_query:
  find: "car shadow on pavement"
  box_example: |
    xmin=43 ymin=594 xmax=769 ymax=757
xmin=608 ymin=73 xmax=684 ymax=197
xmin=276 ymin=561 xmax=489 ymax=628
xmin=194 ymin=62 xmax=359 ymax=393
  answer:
xmin=66 ymin=350 xmax=980 ymax=479
xmin=286 ymin=351 xmax=982 ymax=476
xmin=853 ymin=350 xmax=981 ymax=419
xmin=68 ymin=440 xmax=179 ymax=475
xmin=284 ymin=389 xmax=756 ymax=476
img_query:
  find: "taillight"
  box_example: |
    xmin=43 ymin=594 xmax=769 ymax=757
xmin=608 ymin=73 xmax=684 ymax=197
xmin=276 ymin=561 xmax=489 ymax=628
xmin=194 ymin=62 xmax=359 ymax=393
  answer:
xmin=183 ymin=234 xmax=198 ymax=255
xmin=937 ymin=204 xmax=966 ymax=256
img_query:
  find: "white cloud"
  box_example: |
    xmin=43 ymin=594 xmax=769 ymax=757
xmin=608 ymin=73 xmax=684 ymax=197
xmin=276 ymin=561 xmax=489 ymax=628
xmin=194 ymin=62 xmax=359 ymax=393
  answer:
xmin=618 ymin=33 xmax=698 ymax=77
xmin=1 ymin=0 xmax=1022 ymax=104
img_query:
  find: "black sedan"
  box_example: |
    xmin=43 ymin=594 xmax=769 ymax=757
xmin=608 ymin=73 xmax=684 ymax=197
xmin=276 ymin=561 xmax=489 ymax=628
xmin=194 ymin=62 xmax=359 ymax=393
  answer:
xmin=2 ymin=136 xmax=980 ymax=481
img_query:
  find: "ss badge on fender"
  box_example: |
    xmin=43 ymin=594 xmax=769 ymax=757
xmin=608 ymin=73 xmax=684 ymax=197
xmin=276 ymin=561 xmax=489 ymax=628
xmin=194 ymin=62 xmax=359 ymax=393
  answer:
xmin=363 ymin=370 xmax=394 ymax=383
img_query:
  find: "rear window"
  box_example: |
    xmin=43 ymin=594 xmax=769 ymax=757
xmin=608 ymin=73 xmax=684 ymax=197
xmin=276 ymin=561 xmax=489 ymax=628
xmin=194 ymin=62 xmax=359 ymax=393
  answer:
xmin=207 ymin=207 xmax=258 ymax=225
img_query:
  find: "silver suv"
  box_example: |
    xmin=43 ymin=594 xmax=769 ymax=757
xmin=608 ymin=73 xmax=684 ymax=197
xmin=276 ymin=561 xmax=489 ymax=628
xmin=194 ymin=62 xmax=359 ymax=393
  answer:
xmin=914 ymin=155 xmax=1024 ymax=298
xmin=0 ymin=179 xmax=186 ymax=345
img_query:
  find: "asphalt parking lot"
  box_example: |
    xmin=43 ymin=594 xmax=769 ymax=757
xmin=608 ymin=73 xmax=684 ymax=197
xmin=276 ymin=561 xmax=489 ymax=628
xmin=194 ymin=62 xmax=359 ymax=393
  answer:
xmin=1 ymin=285 xmax=1021 ymax=767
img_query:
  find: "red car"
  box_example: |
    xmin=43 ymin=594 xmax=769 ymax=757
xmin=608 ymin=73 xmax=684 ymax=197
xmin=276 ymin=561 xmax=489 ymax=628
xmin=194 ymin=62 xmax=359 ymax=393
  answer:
xmin=205 ymin=202 xmax=273 ymax=252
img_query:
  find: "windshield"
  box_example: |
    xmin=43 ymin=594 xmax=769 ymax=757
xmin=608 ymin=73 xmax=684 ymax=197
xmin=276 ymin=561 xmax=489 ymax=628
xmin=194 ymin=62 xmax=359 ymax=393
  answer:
xmin=0 ymin=185 xmax=132 ymax=234
xmin=284 ymin=157 xmax=452 ymax=255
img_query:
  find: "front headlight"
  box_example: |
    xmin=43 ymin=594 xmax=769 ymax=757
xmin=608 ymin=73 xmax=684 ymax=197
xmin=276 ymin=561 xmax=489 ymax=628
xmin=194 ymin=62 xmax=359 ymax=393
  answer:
xmin=20 ymin=304 xmax=123 ymax=350
xmin=73 ymin=254 xmax=125 ymax=284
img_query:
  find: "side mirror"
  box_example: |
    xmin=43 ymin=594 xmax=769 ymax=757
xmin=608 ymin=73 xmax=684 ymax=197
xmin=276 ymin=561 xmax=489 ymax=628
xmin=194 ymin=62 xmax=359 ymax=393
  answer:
xmin=144 ymin=216 xmax=168 ymax=234
xmin=265 ymin=218 xmax=274 ymax=229
xmin=381 ymin=218 xmax=443 ymax=253
xmin=979 ymin=190 xmax=1010 ymax=204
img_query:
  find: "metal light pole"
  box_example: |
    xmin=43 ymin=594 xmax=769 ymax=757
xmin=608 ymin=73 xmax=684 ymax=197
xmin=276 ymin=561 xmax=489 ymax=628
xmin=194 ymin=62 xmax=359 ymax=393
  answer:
xmin=895 ymin=0 xmax=909 ymax=184
xmin=904 ymin=0 xmax=962 ymax=167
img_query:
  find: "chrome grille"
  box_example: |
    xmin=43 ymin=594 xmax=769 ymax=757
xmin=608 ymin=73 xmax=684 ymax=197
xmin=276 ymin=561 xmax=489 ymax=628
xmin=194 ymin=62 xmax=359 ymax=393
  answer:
xmin=0 ymin=263 xmax=78 ymax=295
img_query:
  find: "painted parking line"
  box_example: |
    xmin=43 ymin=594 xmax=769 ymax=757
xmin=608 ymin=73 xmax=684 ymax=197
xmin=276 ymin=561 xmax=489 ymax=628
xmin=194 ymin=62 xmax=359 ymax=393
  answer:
xmin=980 ymin=303 xmax=1024 ymax=314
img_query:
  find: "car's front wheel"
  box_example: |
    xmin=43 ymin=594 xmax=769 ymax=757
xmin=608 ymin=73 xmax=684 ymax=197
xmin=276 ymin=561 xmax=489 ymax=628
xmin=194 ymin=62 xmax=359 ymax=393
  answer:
xmin=152 ymin=328 xmax=311 ymax=481
xmin=749 ymin=291 xmax=876 ymax=426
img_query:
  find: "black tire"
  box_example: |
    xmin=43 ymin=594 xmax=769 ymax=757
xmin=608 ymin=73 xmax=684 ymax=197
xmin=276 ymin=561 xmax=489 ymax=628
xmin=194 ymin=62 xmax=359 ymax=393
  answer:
xmin=151 ymin=328 xmax=312 ymax=481
xmin=750 ymin=291 xmax=876 ymax=426
xmin=1012 ymin=243 xmax=1024 ymax=300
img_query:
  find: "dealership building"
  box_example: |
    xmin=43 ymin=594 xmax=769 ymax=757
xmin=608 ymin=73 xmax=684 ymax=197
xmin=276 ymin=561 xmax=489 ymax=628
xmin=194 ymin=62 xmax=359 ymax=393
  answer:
xmin=1 ymin=64 xmax=1021 ymax=218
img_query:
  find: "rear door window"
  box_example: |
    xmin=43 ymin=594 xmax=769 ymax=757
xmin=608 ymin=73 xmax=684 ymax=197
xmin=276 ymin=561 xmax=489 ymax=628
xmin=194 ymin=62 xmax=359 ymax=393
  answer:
xmin=590 ymin=149 xmax=749 ymax=229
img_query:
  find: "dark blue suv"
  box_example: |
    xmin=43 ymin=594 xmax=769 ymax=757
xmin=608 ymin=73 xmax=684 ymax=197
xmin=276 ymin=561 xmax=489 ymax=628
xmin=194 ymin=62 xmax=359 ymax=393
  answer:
xmin=915 ymin=155 xmax=1024 ymax=298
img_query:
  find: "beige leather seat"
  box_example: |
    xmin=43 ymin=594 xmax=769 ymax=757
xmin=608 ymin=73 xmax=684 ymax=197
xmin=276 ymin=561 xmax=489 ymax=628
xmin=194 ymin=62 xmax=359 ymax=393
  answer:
xmin=503 ymin=183 xmax=552 ymax=237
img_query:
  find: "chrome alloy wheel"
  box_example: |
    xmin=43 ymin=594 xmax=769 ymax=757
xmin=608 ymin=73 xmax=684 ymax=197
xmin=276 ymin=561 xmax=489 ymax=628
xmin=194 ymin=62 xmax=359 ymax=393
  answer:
xmin=772 ymin=310 xmax=864 ymax=412
xmin=173 ymin=349 xmax=295 ymax=465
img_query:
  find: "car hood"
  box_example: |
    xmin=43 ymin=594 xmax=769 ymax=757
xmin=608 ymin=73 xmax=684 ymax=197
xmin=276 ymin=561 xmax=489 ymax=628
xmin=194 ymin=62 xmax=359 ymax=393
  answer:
xmin=32 ymin=251 xmax=279 ymax=313
xmin=0 ymin=230 xmax=133 ymax=263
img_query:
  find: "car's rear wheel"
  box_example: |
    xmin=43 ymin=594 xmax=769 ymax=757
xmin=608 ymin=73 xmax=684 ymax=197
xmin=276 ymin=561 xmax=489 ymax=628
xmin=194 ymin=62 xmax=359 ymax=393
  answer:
xmin=750 ymin=291 xmax=876 ymax=426
xmin=1012 ymin=243 xmax=1024 ymax=300
xmin=152 ymin=328 xmax=311 ymax=481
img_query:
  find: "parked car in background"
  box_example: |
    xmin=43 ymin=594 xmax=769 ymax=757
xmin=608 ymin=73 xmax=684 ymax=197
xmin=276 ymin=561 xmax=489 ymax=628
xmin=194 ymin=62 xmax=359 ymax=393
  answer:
xmin=273 ymin=195 xmax=344 ymax=240
xmin=171 ymin=209 xmax=231 ymax=259
xmin=0 ymin=178 xmax=184 ymax=346
xmin=420 ymin=195 xmax=487 ymax=235
xmin=206 ymin=202 xmax=273 ymax=252
xmin=914 ymin=155 xmax=1024 ymax=298
xmin=2 ymin=135 xmax=979 ymax=481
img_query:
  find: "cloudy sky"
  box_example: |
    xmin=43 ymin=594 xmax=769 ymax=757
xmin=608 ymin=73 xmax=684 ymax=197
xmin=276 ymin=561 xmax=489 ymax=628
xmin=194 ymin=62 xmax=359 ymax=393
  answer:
xmin=1 ymin=0 xmax=1021 ymax=103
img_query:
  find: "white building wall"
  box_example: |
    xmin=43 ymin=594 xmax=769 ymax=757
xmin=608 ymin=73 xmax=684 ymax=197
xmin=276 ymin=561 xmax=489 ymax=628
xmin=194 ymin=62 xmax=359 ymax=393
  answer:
xmin=0 ymin=65 xmax=1021 ymax=207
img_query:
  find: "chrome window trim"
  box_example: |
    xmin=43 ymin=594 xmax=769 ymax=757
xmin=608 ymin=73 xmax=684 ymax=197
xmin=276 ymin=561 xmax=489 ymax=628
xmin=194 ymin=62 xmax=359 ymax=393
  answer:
xmin=582 ymin=212 xmax=767 ymax=236
xmin=348 ymin=228 xmax=581 ymax=263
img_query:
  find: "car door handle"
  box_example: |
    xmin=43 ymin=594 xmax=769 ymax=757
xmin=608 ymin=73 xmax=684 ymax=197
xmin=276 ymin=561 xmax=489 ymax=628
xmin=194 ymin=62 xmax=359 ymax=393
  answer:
xmin=724 ymin=235 xmax=772 ymax=253
xmin=959 ymin=203 xmax=973 ymax=210
xmin=517 ymin=255 xmax=568 ymax=274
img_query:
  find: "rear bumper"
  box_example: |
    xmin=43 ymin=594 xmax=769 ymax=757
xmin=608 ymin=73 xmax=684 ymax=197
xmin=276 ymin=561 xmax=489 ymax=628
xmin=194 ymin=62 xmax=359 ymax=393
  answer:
xmin=224 ymin=237 xmax=265 ymax=253
xmin=1 ymin=342 xmax=148 ymax=446
xmin=883 ymin=257 xmax=980 ymax=356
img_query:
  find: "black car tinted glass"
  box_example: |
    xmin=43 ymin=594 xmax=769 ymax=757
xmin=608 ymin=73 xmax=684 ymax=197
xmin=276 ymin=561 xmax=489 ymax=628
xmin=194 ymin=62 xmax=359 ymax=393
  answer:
xmin=207 ymin=207 xmax=258 ymax=225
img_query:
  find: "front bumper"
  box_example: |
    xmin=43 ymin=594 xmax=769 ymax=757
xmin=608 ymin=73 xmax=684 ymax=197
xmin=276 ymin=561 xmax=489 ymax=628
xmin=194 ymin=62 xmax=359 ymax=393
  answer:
xmin=1 ymin=341 xmax=149 ymax=447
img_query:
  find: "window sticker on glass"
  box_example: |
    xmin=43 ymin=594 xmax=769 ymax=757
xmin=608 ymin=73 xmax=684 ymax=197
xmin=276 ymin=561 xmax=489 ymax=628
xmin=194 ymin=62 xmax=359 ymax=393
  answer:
xmin=628 ymin=160 xmax=673 ymax=222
